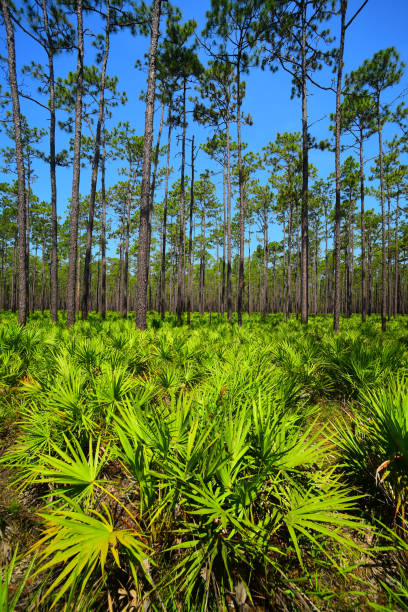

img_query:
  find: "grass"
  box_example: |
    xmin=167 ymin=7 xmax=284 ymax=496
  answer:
xmin=0 ymin=310 xmax=408 ymax=610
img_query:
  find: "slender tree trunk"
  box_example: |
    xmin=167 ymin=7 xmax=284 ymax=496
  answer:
xmin=135 ymin=0 xmax=161 ymax=330
xmin=176 ymin=77 xmax=187 ymax=325
xmin=394 ymin=190 xmax=399 ymax=316
xmin=387 ymin=194 xmax=391 ymax=321
xmin=368 ymin=238 xmax=372 ymax=316
xmin=187 ymin=135 xmax=195 ymax=324
xmin=221 ymin=167 xmax=226 ymax=315
xmin=160 ymin=105 xmax=172 ymax=320
xmin=247 ymin=220 xmax=252 ymax=314
xmin=75 ymin=241 xmax=81 ymax=315
xmin=100 ymin=127 xmax=107 ymax=319
xmin=287 ymin=198 xmax=293 ymax=320
xmin=236 ymin=60 xmax=245 ymax=327
xmin=377 ymin=100 xmax=387 ymax=331
xmin=300 ymin=0 xmax=309 ymax=325
xmin=359 ymin=133 xmax=366 ymax=321
xmin=67 ymin=0 xmax=84 ymax=327
xmin=226 ymin=120 xmax=232 ymax=322
xmin=334 ymin=0 xmax=347 ymax=331
xmin=345 ymin=190 xmax=353 ymax=318
xmin=1 ymin=0 xmax=27 ymax=325
xmin=199 ymin=210 xmax=205 ymax=315
xmin=263 ymin=208 xmax=269 ymax=316
xmin=324 ymin=203 xmax=328 ymax=316
xmin=122 ymin=179 xmax=132 ymax=317
xmin=41 ymin=237 xmax=46 ymax=314
xmin=41 ymin=0 xmax=59 ymax=322
xmin=81 ymin=0 xmax=110 ymax=320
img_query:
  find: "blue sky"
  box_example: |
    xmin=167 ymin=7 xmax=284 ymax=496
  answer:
xmin=2 ymin=0 xmax=408 ymax=257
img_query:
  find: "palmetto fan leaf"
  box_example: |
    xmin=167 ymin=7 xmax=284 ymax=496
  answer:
xmin=34 ymin=436 xmax=110 ymax=502
xmin=32 ymin=501 xmax=148 ymax=608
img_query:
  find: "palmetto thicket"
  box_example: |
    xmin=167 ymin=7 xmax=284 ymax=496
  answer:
xmin=1 ymin=312 xmax=408 ymax=609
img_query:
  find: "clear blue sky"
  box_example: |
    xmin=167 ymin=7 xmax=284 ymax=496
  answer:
xmin=2 ymin=0 xmax=408 ymax=256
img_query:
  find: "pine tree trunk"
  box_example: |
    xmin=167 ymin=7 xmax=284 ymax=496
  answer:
xmin=333 ymin=0 xmax=347 ymax=331
xmin=387 ymin=195 xmax=391 ymax=321
xmin=247 ymin=219 xmax=251 ymax=315
xmin=226 ymin=120 xmax=232 ymax=323
xmin=394 ymin=190 xmax=399 ymax=316
xmin=324 ymin=203 xmax=328 ymax=317
xmin=199 ymin=211 xmax=205 ymax=315
xmin=67 ymin=0 xmax=84 ymax=327
xmin=263 ymin=207 xmax=269 ymax=316
xmin=300 ymin=0 xmax=309 ymax=325
xmin=187 ymin=135 xmax=195 ymax=324
xmin=287 ymin=198 xmax=293 ymax=320
xmin=221 ymin=167 xmax=226 ymax=315
xmin=122 ymin=178 xmax=133 ymax=318
xmin=1 ymin=0 xmax=27 ymax=325
xmin=41 ymin=0 xmax=58 ymax=322
xmin=146 ymin=98 xmax=164 ymax=292
xmin=41 ymin=236 xmax=46 ymax=314
xmin=176 ymin=77 xmax=187 ymax=325
xmin=236 ymin=60 xmax=245 ymax=327
xmin=160 ymin=105 xmax=172 ymax=320
xmin=377 ymin=101 xmax=387 ymax=331
xmin=135 ymin=0 xmax=161 ymax=330
xmin=81 ymin=0 xmax=110 ymax=320
xmin=100 ymin=128 xmax=107 ymax=319
xmin=359 ymin=132 xmax=366 ymax=321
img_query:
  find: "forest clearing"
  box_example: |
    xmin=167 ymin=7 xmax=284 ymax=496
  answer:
xmin=0 ymin=0 xmax=408 ymax=608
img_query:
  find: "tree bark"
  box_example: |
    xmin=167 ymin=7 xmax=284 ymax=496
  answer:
xmin=81 ymin=0 xmax=110 ymax=320
xmin=333 ymin=0 xmax=347 ymax=332
xmin=236 ymin=59 xmax=245 ymax=327
xmin=176 ymin=77 xmax=187 ymax=325
xmin=67 ymin=0 xmax=84 ymax=327
xmin=41 ymin=0 xmax=58 ymax=322
xmin=377 ymin=100 xmax=387 ymax=332
xmin=1 ymin=0 xmax=27 ymax=325
xmin=160 ymin=104 xmax=172 ymax=320
xmin=300 ymin=0 xmax=309 ymax=325
xmin=135 ymin=0 xmax=161 ymax=330
xmin=287 ymin=198 xmax=293 ymax=320
xmin=187 ymin=135 xmax=195 ymax=324
xmin=359 ymin=131 xmax=366 ymax=321
xmin=226 ymin=119 xmax=232 ymax=322
xmin=100 ymin=127 xmax=107 ymax=319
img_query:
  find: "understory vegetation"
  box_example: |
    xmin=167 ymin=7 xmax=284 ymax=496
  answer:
xmin=0 ymin=311 xmax=408 ymax=610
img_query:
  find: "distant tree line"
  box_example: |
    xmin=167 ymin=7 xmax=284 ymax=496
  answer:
xmin=0 ymin=0 xmax=407 ymax=330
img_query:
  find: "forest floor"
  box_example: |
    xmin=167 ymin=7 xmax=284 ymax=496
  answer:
xmin=0 ymin=311 xmax=408 ymax=610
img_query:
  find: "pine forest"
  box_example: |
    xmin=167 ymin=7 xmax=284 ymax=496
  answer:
xmin=1 ymin=0 xmax=408 ymax=609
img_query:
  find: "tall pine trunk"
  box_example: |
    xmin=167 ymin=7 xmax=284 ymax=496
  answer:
xmin=187 ymin=135 xmax=195 ymax=324
xmin=176 ymin=77 xmax=187 ymax=325
xmin=359 ymin=131 xmax=366 ymax=321
xmin=100 ymin=128 xmax=107 ymax=319
xmin=300 ymin=0 xmax=309 ymax=325
xmin=42 ymin=0 xmax=58 ymax=322
xmin=333 ymin=0 xmax=347 ymax=332
xmin=67 ymin=0 xmax=84 ymax=327
xmin=1 ymin=0 xmax=27 ymax=325
xmin=81 ymin=0 xmax=110 ymax=320
xmin=377 ymin=99 xmax=387 ymax=331
xmin=226 ymin=120 xmax=232 ymax=322
xmin=160 ymin=105 xmax=172 ymax=320
xmin=135 ymin=0 xmax=161 ymax=329
xmin=236 ymin=60 xmax=245 ymax=327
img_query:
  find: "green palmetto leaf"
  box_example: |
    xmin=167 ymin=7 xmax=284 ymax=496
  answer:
xmin=31 ymin=501 xmax=148 ymax=608
xmin=279 ymin=485 xmax=367 ymax=568
xmin=35 ymin=436 xmax=109 ymax=502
